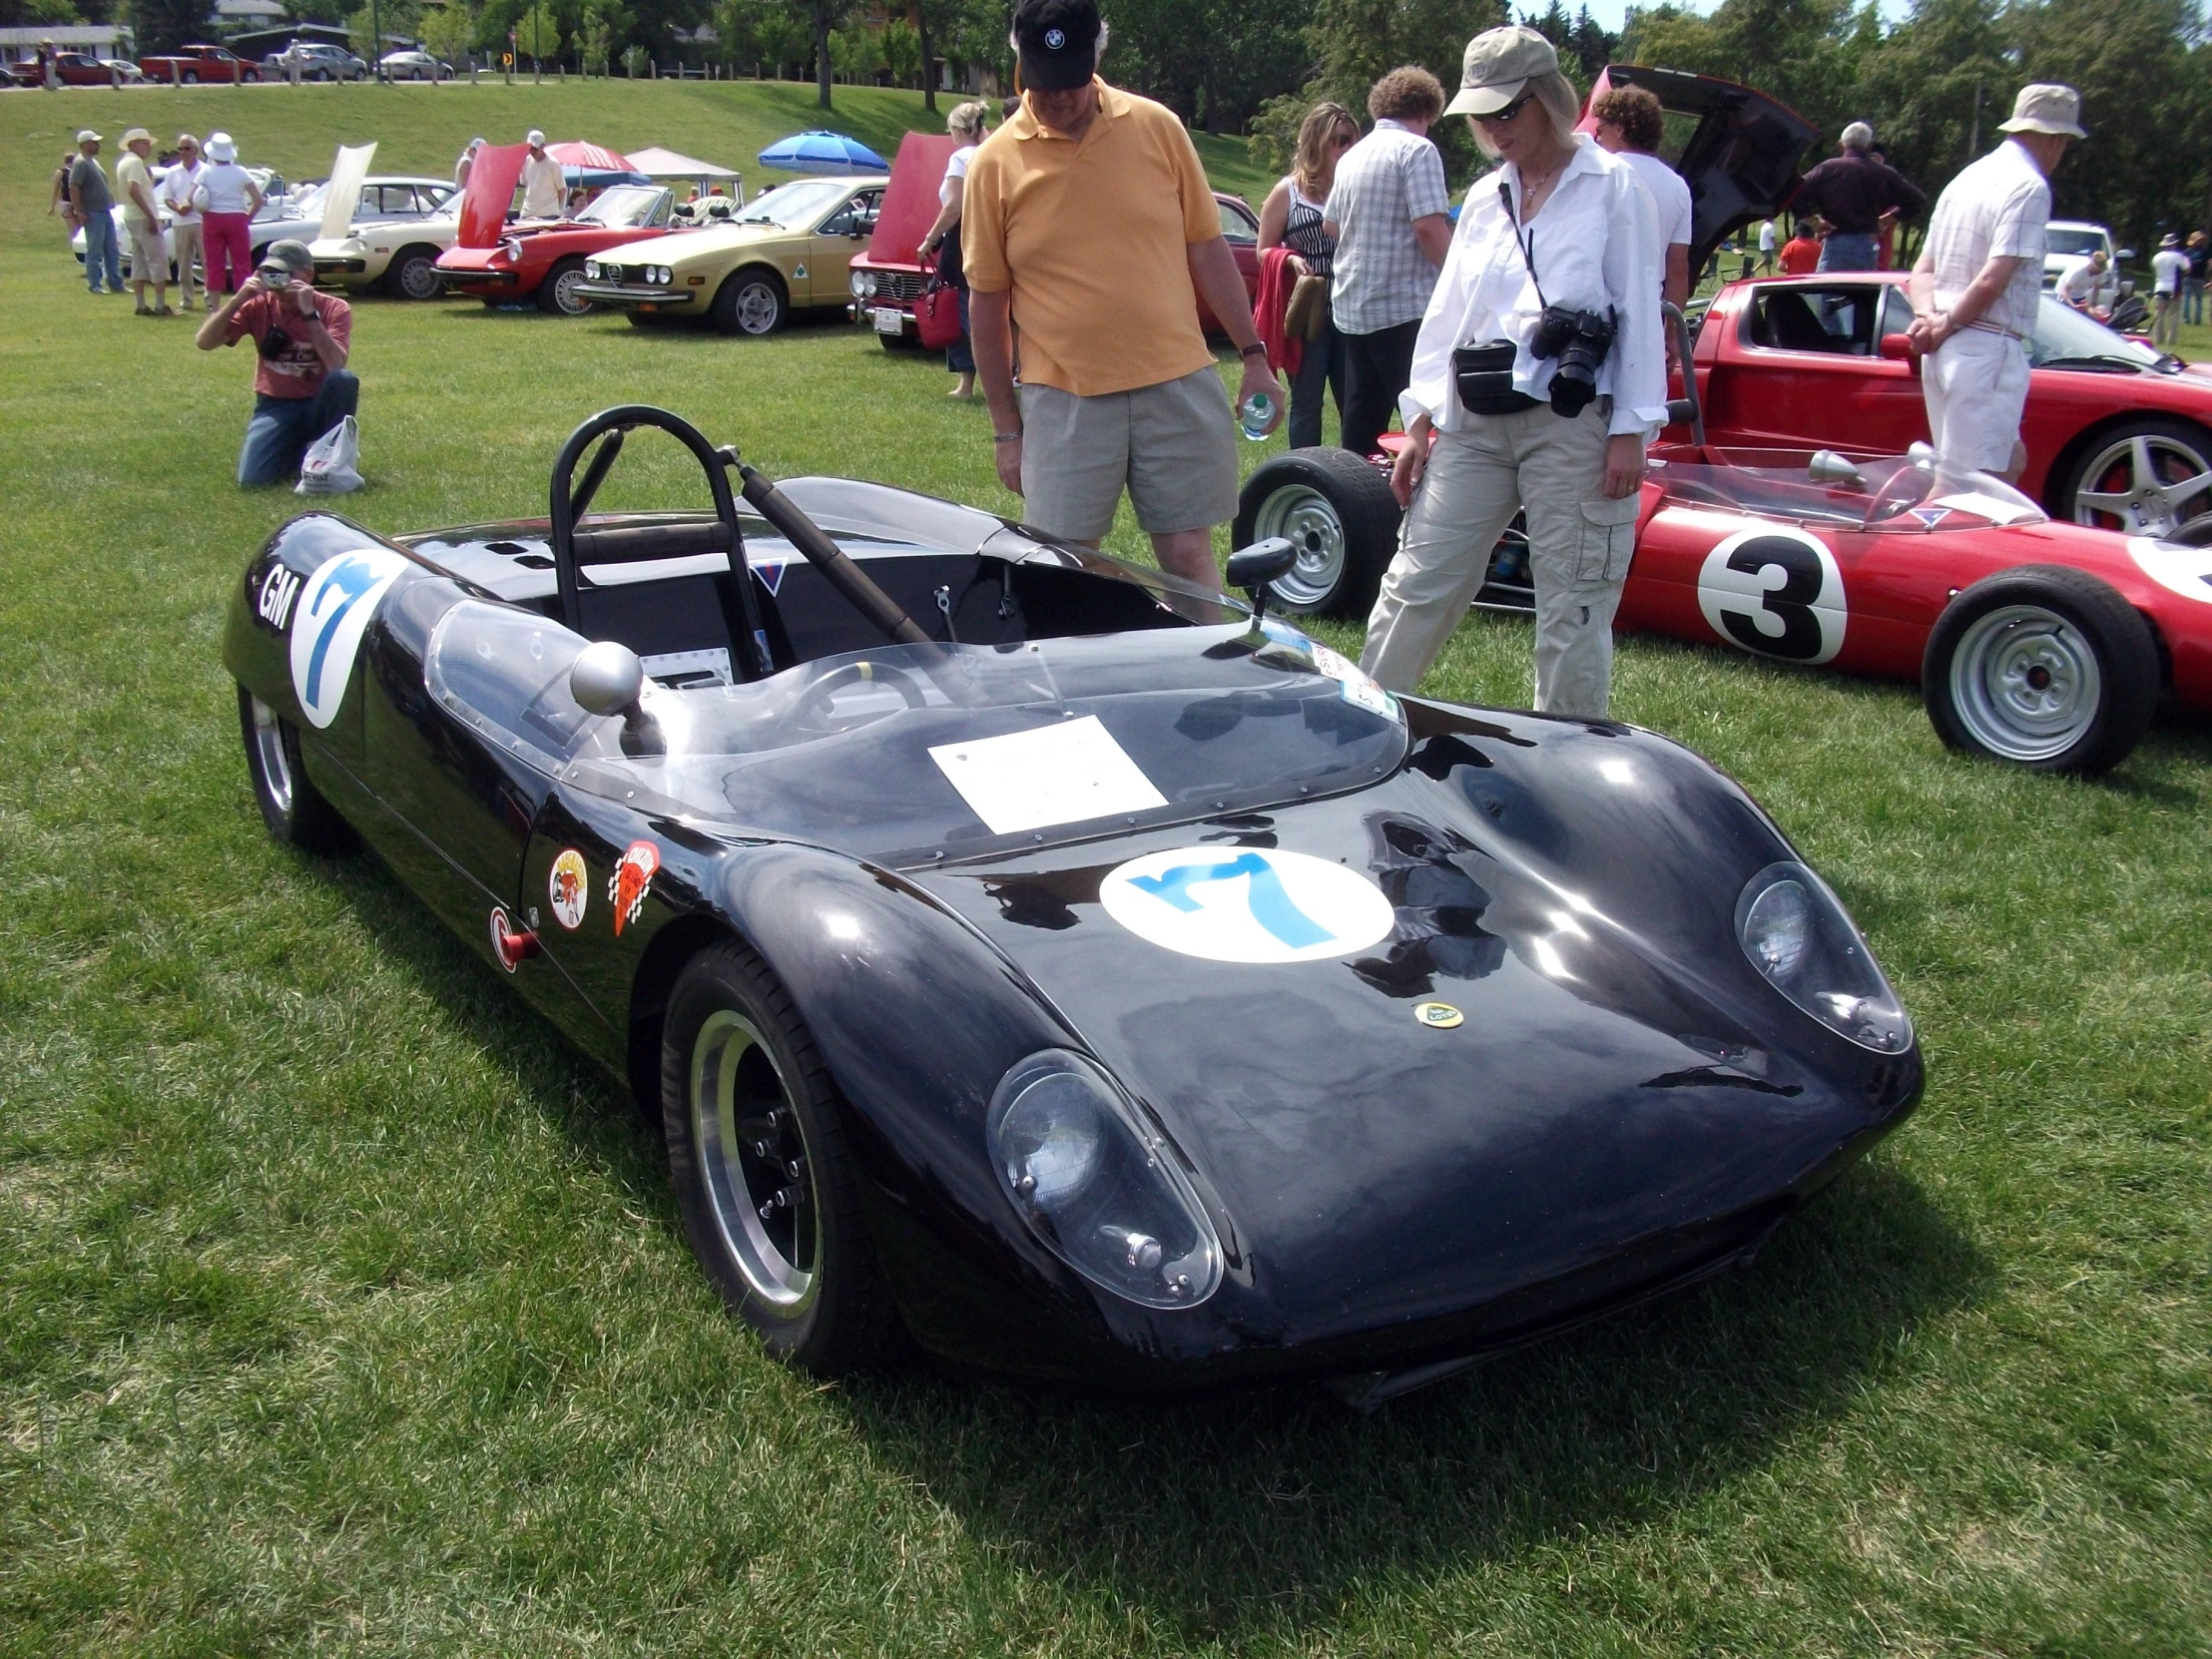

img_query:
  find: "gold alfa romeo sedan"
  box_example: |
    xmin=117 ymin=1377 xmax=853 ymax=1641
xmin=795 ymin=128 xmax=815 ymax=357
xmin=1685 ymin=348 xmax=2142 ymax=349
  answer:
xmin=574 ymin=177 xmax=885 ymax=336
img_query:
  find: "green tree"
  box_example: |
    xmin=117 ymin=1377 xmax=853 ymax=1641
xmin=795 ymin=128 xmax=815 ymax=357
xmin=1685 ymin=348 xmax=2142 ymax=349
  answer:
xmin=131 ymin=0 xmax=212 ymax=55
xmin=754 ymin=4 xmax=808 ymax=75
xmin=882 ymin=16 xmax=918 ymax=86
xmin=827 ymin=19 xmax=878 ymax=82
xmin=419 ymin=0 xmax=479 ymax=63
xmin=347 ymin=0 xmax=420 ymax=59
xmin=579 ymin=0 xmax=623 ymax=72
xmin=514 ymin=0 xmax=560 ymax=66
xmin=1 ymin=0 xmax=79 ymax=26
xmin=806 ymin=0 xmax=846 ymax=106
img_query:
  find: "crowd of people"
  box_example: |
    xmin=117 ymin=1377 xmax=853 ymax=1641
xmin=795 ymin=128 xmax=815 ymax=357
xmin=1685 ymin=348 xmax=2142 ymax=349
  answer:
xmin=34 ymin=0 xmax=2192 ymax=719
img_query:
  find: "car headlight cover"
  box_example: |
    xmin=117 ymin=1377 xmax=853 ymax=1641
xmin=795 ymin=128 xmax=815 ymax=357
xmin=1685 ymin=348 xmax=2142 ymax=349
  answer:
xmin=649 ymin=265 xmax=673 ymax=285
xmin=584 ymin=260 xmax=602 ymax=279
xmin=988 ymin=1050 xmax=1222 ymax=1309
xmin=1736 ymin=861 xmax=1911 ymax=1052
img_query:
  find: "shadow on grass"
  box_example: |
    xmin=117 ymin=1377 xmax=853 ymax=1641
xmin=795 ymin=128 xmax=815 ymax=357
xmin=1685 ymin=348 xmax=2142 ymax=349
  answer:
xmin=305 ymin=805 xmax=1984 ymax=1649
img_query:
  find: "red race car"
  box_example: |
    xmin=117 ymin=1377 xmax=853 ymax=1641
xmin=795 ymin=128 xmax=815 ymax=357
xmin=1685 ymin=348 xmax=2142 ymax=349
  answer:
xmin=847 ymin=129 xmax=1262 ymax=346
xmin=438 ymin=182 xmax=685 ymax=315
xmin=1686 ymin=274 xmax=2212 ymax=540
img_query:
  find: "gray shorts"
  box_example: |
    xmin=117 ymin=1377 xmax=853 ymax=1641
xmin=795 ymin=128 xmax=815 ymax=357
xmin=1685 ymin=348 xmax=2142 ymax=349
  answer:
xmin=1019 ymin=365 xmax=1239 ymax=541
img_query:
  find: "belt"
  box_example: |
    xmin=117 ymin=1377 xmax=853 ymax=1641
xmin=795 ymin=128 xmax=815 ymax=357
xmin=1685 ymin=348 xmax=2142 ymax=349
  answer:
xmin=1961 ymin=318 xmax=2025 ymax=340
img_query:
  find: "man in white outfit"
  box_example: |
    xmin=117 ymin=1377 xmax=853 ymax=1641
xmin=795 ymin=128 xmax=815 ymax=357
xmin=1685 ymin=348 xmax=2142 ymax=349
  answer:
xmin=519 ymin=131 xmax=563 ymax=220
xmin=159 ymin=133 xmax=206 ymax=311
xmin=1907 ymin=84 xmax=2081 ymax=483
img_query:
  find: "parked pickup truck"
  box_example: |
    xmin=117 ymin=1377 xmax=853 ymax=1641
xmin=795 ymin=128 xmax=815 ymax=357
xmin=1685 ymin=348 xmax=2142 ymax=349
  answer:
xmin=138 ymin=43 xmax=260 ymax=83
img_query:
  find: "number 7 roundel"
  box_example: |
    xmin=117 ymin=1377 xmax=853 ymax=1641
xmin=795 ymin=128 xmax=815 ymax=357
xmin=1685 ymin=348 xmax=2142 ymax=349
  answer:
xmin=287 ymin=548 xmax=411 ymax=728
xmin=1694 ymin=527 xmax=1848 ymax=666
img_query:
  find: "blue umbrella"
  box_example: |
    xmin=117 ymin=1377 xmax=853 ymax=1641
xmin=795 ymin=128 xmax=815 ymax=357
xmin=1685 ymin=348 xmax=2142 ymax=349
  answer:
xmin=757 ymin=131 xmax=889 ymax=176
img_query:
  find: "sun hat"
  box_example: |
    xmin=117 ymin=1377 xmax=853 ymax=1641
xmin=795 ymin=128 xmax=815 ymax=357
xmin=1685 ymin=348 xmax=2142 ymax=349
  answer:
xmin=1442 ymin=25 xmax=1559 ymax=118
xmin=2159 ymin=232 xmax=2180 ymax=248
xmin=262 ymin=240 xmax=313 ymax=275
xmin=76 ymin=128 xmax=101 ymax=144
xmin=206 ymin=132 xmax=237 ymax=162
xmin=1011 ymin=0 xmax=1100 ymax=93
xmin=1997 ymin=84 xmax=2085 ymax=140
xmin=121 ymin=127 xmax=152 ymax=148
xmin=526 ymin=129 xmax=545 ymax=146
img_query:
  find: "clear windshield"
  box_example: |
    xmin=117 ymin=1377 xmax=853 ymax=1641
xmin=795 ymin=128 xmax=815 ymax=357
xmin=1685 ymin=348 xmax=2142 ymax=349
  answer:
xmin=575 ymin=185 xmax=670 ymax=229
xmin=2043 ymin=227 xmax=2105 ymax=259
xmin=1651 ymin=445 xmax=2046 ymax=532
xmin=426 ymin=602 xmax=1407 ymax=862
xmin=2029 ymin=293 xmax=2164 ymax=368
xmin=735 ymin=180 xmax=847 ymax=226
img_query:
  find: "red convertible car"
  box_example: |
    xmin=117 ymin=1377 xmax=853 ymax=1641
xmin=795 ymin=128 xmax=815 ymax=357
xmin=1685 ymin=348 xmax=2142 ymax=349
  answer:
xmin=846 ymin=129 xmax=1262 ymax=346
xmin=438 ymin=183 xmax=684 ymax=315
xmin=1685 ymin=274 xmax=2212 ymax=540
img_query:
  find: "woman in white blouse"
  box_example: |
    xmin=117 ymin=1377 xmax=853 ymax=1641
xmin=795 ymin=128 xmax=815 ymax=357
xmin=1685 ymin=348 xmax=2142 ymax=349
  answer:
xmin=916 ymin=100 xmax=991 ymax=400
xmin=1358 ymin=26 xmax=1665 ymax=719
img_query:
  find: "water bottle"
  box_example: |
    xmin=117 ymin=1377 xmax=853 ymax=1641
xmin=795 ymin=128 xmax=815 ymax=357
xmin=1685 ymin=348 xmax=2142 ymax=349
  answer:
xmin=1237 ymin=389 xmax=1278 ymax=442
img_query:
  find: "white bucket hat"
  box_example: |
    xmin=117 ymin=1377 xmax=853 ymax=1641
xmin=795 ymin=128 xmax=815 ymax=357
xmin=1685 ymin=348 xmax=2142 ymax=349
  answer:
xmin=1997 ymin=84 xmax=2085 ymax=140
xmin=206 ymin=132 xmax=238 ymax=163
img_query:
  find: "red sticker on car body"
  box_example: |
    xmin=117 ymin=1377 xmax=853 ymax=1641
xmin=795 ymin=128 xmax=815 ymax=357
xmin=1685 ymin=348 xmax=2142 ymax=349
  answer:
xmin=609 ymin=840 xmax=659 ymax=935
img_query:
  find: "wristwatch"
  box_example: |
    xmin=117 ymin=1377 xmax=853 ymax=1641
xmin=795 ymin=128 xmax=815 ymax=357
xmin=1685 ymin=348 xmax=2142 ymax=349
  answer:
xmin=1239 ymin=341 xmax=1268 ymax=359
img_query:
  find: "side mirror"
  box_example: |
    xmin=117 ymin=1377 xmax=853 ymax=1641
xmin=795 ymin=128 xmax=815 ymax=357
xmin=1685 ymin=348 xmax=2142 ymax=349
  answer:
xmin=570 ymin=640 xmax=643 ymax=714
xmin=2117 ymin=248 xmax=2135 ymax=262
xmin=1226 ymin=537 xmax=1296 ymax=626
xmin=1878 ymin=332 xmax=1915 ymax=361
xmin=1808 ymin=449 xmax=1868 ymax=489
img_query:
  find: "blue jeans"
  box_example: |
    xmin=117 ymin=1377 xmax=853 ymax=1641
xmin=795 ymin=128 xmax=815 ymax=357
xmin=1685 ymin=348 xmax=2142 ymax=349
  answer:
xmin=81 ymin=210 xmax=121 ymax=292
xmin=1288 ymin=312 xmax=1347 ymax=449
xmin=945 ymin=286 xmax=973 ymax=375
xmin=1818 ymin=232 xmax=1880 ymax=272
xmin=239 ymin=370 xmax=359 ymax=486
xmin=2186 ymin=276 xmax=2205 ymax=326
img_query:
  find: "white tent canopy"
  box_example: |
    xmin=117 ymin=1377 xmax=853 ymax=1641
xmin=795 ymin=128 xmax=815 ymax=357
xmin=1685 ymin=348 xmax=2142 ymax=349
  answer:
xmin=627 ymin=147 xmax=743 ymax=184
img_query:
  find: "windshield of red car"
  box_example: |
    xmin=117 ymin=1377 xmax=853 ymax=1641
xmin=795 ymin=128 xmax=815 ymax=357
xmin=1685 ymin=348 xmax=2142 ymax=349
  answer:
xmin=1653 ymin=448 xmax=2046 ymax=532
xmin=575 ymin=186 xmax=669 ymax=229
xmin=2029 ymin=294 xmax=2164 ymax=369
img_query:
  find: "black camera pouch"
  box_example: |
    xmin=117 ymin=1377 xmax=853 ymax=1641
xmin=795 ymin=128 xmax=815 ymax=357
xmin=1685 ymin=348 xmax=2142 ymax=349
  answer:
xmin=1452 ymin=339 xmax=1538 ymax=415
xmin=257 ymin=324 xmax=293 ymax=360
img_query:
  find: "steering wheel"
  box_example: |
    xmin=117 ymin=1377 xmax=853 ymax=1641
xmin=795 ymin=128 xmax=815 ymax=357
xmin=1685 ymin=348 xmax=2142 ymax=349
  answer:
xmin=1865 ymin=462 xmax=1936 ymax=527
xmin=789 ymin=660 xmax=931 ymax=735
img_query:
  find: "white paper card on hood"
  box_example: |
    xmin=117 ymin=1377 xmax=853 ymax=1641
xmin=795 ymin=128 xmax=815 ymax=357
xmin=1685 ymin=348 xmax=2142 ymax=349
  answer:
xmin=930 ymin=716 xmax=1167 ymax=835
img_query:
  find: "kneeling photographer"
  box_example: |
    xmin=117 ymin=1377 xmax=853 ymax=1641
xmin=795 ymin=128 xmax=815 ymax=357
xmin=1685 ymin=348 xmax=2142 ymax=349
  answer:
xmin=1358 ymin=26 xmax=1666 ymax=719
xmin=195 ymin=240 xmax=357 ymax=488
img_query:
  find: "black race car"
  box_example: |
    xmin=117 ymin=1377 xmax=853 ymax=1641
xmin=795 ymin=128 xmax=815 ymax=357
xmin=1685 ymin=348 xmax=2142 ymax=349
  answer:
xmin=226 ymin=408 xmax=1922 ymax=1405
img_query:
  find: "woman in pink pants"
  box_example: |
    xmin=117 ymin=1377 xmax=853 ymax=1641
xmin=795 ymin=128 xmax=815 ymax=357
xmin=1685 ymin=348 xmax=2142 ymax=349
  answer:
xmin=194 ymin=132 xmax=264 ymax=293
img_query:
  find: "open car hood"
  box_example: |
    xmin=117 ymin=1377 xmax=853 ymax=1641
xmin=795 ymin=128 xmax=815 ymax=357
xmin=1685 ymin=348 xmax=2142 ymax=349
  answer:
xmin=1581 ymin=65 xmax=1817 ymax=276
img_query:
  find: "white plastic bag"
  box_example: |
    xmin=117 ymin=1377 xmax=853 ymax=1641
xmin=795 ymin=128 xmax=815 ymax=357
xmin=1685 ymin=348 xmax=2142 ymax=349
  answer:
xmin=295 ymin=414 xmax=362 ymax=496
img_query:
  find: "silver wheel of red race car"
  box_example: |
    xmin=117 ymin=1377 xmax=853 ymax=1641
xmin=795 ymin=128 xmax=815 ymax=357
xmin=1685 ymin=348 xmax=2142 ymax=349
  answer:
xmin=1232 ymin=446 xmax=1400 ymax=618
xmin=1923 ymin=566 xmax=2159 ymax=775
xmin=662 ymin=941 xmax=896 ymax=1372
xmin=538 ymin=257 xmax=591 ymax=316
xmin=2060 ymin=418 xmax=2212 ymax=539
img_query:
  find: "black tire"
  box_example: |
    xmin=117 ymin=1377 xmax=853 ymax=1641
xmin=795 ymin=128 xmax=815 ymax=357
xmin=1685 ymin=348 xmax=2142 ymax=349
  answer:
xmin=385 ymin=245 xmax=443 ymax=301
xmin=661 ymin=940 xmax=897 ymax=1373
xmin=1231 ymin=445 xmax=1402 ymax=618
xmin=237 ymin=685 xmax=356 ymax=851
xmin=625 ymin=311 xmax=669 ymax=328
xmin=2054 ymin=416 xmax=2212 ymax=539
xmin=536 ymin=256 xmax=591 ymax=316
xmin=1923 ymin=565 xmax=2159 ymax=775
xmin=710 ymin=267 xmax=787 ymax=336
xmin=2172 ymin=512 xmax=2212 ymax=548
xmin=181 ymin=69 xmax=199 ymax=83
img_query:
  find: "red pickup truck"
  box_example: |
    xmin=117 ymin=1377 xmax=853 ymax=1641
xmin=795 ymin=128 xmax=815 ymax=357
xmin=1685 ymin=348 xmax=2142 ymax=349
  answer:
xmin=139 ymin=44 xmax=260 ymax=83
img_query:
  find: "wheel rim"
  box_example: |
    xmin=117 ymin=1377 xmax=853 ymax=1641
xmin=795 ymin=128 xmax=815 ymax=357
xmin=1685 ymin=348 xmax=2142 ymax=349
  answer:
xmin=1948 ymin=604 xmax=2102 ymax=762
xmin=552 ymin=267 xmax=591 ymax=314
xmin=1253 ymin=483 xmax=1346 ymax=607
xmin=735 ymin=282 xmax=780 ymax=334
xmin=2071 ymin=432 xmax=2212 ymax=537
xmin=397 ymin=258 xmax=440 ymax=300
xmin=249 ymin=695 xmax=292 ymax=817
xmin=690 ymin=1010 xmax=816 ymax=1308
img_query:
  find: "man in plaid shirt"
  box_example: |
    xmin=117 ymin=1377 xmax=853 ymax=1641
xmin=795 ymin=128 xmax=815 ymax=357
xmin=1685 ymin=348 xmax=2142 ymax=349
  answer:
xmin=1325 ymin=67 xmax=1453 ymax=456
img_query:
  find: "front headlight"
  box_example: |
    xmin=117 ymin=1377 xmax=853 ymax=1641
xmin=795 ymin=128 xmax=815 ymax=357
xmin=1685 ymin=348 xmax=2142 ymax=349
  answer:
xmin=499 ymin=238 xmax=522 ymax=263
xmin=1736 ymin=862 xmax=1911 ymax=1052
xmin=988 ymin=1050 xmax=1223 ymax=1309
xmin=584 ymin=261 xmax=602 ymax=279
xmin=650 ymin=265 xmax=673 ymax=285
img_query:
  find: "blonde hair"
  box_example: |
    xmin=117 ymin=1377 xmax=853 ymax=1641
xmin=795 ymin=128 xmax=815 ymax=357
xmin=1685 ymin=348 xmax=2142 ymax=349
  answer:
xmin=947 ymin=100 xmax=989 ymax=141
xmin=1293 ymin=102 xmax=1360 ymax=198
xmin=1468 ymin=70 xmax=1583 ymax=161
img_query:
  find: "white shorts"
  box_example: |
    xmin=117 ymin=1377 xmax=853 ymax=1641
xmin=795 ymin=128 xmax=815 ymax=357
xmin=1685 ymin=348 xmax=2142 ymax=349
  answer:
xmin=1923 ymin=329 xmax=2029 ymax=475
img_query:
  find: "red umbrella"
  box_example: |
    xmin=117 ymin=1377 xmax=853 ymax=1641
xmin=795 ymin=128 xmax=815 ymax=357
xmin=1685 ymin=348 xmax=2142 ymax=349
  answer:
xmin=543 ymin=140 xmax=632 ymax=171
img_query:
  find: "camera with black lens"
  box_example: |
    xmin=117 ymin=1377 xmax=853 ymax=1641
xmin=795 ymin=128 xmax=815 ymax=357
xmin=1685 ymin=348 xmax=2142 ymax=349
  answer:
xmin=1530 ymin=304 xmax=1616 ymax=417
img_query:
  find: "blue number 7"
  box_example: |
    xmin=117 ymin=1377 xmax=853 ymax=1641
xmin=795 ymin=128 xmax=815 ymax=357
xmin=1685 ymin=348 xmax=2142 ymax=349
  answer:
xmin=1127 ymin=852 xmax=1333 ymax=949
xmin=301 ymin=556 xmax=379 ymax=706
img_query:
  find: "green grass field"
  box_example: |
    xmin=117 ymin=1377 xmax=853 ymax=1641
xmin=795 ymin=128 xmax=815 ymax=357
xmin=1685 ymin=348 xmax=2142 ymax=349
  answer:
xmin=3 ymin=80 xmax=2210 ymax=1656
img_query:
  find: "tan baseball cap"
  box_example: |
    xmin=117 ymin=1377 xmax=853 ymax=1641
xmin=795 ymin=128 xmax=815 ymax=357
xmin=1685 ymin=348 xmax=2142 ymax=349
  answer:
xmin=1998 ymin=83 xmax=2085 ymax=140
xmin=1442 ymin=25 xmax=1558 ymax=118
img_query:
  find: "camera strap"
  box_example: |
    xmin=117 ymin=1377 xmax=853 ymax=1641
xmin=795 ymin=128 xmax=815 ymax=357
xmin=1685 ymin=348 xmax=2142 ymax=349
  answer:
xmin=1498 ymin=180 xmax=1551 ymax=311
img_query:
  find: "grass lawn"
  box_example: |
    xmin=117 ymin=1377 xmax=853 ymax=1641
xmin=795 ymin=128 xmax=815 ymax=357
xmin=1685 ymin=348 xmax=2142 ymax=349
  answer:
xmin=3 ymin=81 xmax=2211 ymax=1656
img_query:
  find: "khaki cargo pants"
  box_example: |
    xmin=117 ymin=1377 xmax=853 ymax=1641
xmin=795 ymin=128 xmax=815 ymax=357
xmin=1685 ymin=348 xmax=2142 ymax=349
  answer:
xmin=1359 ymin=400 xmax=1636 ymax=718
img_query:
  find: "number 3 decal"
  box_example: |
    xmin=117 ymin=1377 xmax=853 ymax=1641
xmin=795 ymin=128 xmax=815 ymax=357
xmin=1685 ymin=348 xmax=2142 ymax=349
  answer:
xmin=1695 ymin=527 xmax=1847 ymax=664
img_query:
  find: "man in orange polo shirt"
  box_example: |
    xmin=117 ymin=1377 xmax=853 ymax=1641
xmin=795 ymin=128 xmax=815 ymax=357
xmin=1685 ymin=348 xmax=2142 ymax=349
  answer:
xmin=962 ymin=0 xmax=1280 ymax=590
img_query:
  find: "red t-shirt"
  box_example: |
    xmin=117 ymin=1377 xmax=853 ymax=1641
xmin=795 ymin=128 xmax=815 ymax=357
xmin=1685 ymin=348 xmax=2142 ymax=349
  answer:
xmin=1779 ymin=237 xmax=1822 ymax=276
xmin=223 ymin=287 xmax=352 ymax=400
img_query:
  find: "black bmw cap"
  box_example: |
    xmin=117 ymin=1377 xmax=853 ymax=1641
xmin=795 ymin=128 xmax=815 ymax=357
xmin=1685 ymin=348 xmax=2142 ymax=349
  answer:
xmin=1013 ymin=0 xmax=1100 ymax=92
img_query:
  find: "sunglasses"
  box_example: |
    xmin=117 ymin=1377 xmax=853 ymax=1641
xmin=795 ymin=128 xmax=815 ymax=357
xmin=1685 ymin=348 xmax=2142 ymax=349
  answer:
xmin=1473 ymin=92 xmax=1537 ymax=126
xmin=1328 ymin=131 xmax=1358 ymax=149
